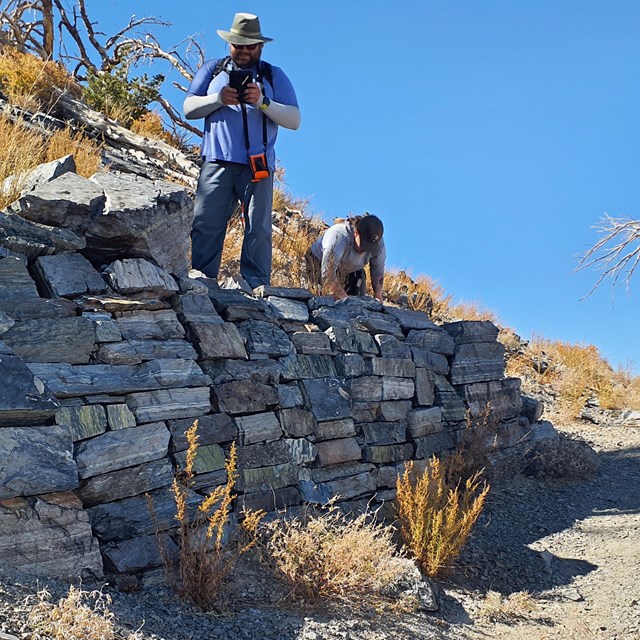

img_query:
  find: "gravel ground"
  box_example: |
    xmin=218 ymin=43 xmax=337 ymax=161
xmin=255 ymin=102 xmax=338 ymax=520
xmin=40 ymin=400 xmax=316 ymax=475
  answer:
xmin=1 ymin=419 xmax=638 ymax=640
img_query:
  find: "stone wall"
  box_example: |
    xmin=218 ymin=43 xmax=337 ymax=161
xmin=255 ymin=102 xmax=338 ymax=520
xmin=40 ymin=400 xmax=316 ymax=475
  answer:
xmin=0 ymin=161 xmax=547 ymax=579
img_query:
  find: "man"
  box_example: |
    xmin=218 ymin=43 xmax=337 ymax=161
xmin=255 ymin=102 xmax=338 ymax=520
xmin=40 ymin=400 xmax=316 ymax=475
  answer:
xmin=184 ymin=12 xmax=300 ymax=288
xmin=306 ymin=214 xmax=386 ymax=302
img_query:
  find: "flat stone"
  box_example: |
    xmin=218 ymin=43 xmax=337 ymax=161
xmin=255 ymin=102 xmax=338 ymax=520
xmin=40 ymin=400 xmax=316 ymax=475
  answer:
xmin=75 ymin=294 xmax=171 ymax=313
xmin=279 ymin=353 xmax=337 ymax=380
xmin=382 ymin=377 xmax=415 ymax=401
xmin=267 ymin=296 xmax=310 ymax=322
xmin=202 ymin=358 xmax=281 ymax=385
xmin=213 ymin=380 xmax=278 ymax=415
xmin=97 ymin=339 xmax=197 ymax=365
xmin=172 ymin=292 xmax=223 ymax=325
xmin=334 ymin=353 xmax=366 ymax=378
xmin=236 ymin=411 xmax=283 ymax=445
xmin=318 ymin=470 xmax=377 ymax=501
xmin=314 ymin=418 xmax=356 ymax=441
xmin=277 ymin=384 xmax=304 ymax=408
xmin=380 ymin=400 xmax=412 ymax=422
xmin=443 ymin=320 xmax=500 ymax=344
xmin=315 ymin=437 xmax=362 ymax=466
xmin=375 ymin=334 xmax=412 ymax=358
xmin=383 ymin=307 xmax=439 ymax=330
xmin=0 ymin=425 xmax=77 ymax=498
xmin=11 ymin=171 xmax=105 ymax=232
xmin=208 ymin=288 xmax=276 ymax=322
xmin=28 ymin=359 xmax=211 ymax=398
xmin=407 ymin=407 xmax=444 ymax=438
xmin=237 ymin=440 xmax=292 ymax=468
xmin=302 ymin=377 xmax=350 ymax=422
xmin=254 ymin=286 xmax=313 ymax=300
xmin=174 ymin=443 xmax=226 ymax=475
xmin=238 ymin=320 xmax=293 ymax=356
xmin=0 ymin=257 xmax=39 ymax=299
xmin=310 ymin=307 xmax=352 ymax=330
xmin=350 ymin=311 xmax=403 ymax=338
xmin=305 ymin=461 xmax=376 ymax=484
xmin=93 ymin=319 xmax=122 ymax=343
xmin=106 ymin=404 xmax=137 ymax=430
xmin=284 ymin=438 xmax=318 ymax=464
xmin=521 ymin=395 xmax=544 ymax=424
xmin=126 ymin=387 xmax=211 ymax=422
xmin=361 ymin=421 xmax=408 ymax=445
xmin=449 ymin=342 xmax=506 ymax=384
xmin=365 ymin=357 xmax=416 ymax=378
xmin=291 ymin=331 xmax=332 ymax=355
xmin=351 ymin=401 xmax=381 ymax=423
xmin=104 ymin=259 xmax=178 ymax=297
xmin=168 ymin=414 xmax=236 ymax=452
xmin=0 ymin=492 xmax=102 ymax=578
xmin=55 ymin=405 xmax=108 ymax=441
xmin=1 ymin=317 xmax=95 ymax=363
xmin=277 ymin=407 xmax=317 ymax=437
xmin=187 ymin=321 xmax=248 ymax=360
xmin=363 ymin=443 xmax=414 ymax=464
xmin=415 ymin=368 xmax=436 ymax=406
xmin=434 ymin=375 xmax=467 ymax=424
xmin=5 ymin=154 xmax=75 ymax=196
xmin=307 ymin=295 xmax=336 ymax=311
xmin=348 ymin=376 xmax=382 ymax=401
xmin=0 ymin=310 xmax=14 ymax=335
xmin=102 ymin=533 xmax=176 ymax=574
xmin=414 ymin=431 xmax=455 ymax=459
xmin=237 ymin=463 xmax=298 ymax=492
xmin=115 ymin=309 xmax=184 ymax=341
xmin=0 ymin=296 xmax=77 ymax=321
xmin=75 ymin=421 xmax=170 ymax=479
xmin=411 ymin=347 xmax=450 ymax=375
xmin=0 ymin=349 xmax=60 ymax=426
xmin=459 ymin=378 xmax=522 ymax=422
xmin=325 ymin=326 xmax=378 ymax=354
xmin=406 ymin=328 xmax=455 ymax=356
xmin=33 ymin=253 xmax=107 ymax=298
xmin=78 ymin=458 xmax=174 ymax=507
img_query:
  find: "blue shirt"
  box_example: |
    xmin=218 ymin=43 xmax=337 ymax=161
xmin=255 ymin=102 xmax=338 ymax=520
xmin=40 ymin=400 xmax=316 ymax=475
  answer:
xmin=186 ymin=58 xmax=298 ymax=170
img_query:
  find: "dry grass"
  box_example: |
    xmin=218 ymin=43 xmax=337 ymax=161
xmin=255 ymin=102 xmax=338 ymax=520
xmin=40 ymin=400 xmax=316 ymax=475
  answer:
xmin=476 ymin=590 xmax=537 ymax=622
xmin=505 ymin=334 xmax=640 ymax=419
xmin=396 ymin=457 xmax=489 ymax=579
xmin=159 ymin=421 xmax=263 ymax=612
xmin=523 ymin=434 xmax=600 ymax=479
xmin=26 ymin=585 xmax=141 ymax=640
xmin=0 ymin=46 xmax=80 ymax=110
xmin=45 ymin=125 xmax=102 ymax=177
xmin=131 ymin=111 xmax=181 ymax=147
xmin=263 ymin=502 xmax=407 ymax=605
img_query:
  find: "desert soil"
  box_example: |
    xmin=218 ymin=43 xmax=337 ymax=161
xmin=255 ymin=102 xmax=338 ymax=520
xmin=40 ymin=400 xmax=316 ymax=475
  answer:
xmin=0 ymin=419 xmax=638 ymax=640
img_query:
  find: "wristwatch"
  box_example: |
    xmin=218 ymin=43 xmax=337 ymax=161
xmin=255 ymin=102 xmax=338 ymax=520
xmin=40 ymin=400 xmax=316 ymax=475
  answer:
xmin=259 ymin=96 xmax=270 ymax=111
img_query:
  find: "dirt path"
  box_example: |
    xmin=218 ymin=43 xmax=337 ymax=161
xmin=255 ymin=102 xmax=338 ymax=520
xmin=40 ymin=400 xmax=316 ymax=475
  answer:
xmin=439 ymin=420 xmax=640 ymax=640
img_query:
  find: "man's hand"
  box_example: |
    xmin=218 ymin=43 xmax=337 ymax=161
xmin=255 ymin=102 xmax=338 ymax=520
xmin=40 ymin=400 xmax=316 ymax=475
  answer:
xmin=220 ymin=83 xmax=262 ymax=106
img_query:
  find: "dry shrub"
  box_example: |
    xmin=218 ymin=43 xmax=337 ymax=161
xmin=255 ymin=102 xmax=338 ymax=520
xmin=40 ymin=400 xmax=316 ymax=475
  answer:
xmin=396 ymin=457 xmax=489 ymax=579
xmin=264 ymin=502 xmax=407 ymax=604
xmin=45 ymin=126 xmax=102 ymax=178
xmin=162 ymin=421 xmax=263 ymax=611
xmin=26 ymin=585 xmax=141 ymax=640
xmin=130 ymin=111 xmax=181 ymax=147
xmin=0 ymin=114 xmax=45 ymax=208
xmin=523 ymin=435 xmax=600 ymax=480
xmin=476 ymin=590 xmax=537 ymax=622
xmin=0 ymin=46 xmax=80 ymax=110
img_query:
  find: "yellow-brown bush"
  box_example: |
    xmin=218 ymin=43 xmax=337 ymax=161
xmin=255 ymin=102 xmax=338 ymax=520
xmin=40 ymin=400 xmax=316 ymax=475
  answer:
xmin=45 ymin=126 xmax=102 ymax=178
xmin=27 ymin=585 xmax=141 ymax=640
xmin=157 ymin=422 xmax=263 ymax=611
xmin=131 ymin=111 xmax=181 ymax=147
xmin=0 ymin=46 xmax=80 ymax=110
xmin=396 ymin=457 xmax=489 ymax=578
xmin=264 ymin=502 xmax=407 ymax=605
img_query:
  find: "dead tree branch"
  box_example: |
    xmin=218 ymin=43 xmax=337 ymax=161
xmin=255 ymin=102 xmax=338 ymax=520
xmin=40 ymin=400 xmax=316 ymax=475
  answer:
xmin=576 ymin=215 xmax=640 ymax=297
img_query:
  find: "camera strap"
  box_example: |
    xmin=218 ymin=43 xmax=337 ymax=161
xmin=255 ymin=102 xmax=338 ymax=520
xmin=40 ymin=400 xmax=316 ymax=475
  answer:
xmin=240 ymin=61 xmax=269 ymax=161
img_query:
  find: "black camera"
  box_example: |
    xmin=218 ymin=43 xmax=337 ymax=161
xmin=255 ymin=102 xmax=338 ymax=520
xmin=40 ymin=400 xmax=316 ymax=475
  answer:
xmin=228 ymin=69 xmax=253 ymax=103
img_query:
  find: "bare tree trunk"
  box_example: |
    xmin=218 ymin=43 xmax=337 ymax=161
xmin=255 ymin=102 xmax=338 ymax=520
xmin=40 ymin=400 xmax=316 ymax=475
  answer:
xmin=42 ymin=0 xmax=54 ymax=59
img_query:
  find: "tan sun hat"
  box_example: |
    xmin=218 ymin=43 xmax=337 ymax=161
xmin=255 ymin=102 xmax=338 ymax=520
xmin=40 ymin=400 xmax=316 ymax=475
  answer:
xmin=217 ymin=13 xmax=273 ymax=45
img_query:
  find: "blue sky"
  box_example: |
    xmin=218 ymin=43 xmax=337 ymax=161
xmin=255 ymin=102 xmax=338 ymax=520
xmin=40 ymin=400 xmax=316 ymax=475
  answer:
xmin=91 ymin=0 xmax=640 ymax=372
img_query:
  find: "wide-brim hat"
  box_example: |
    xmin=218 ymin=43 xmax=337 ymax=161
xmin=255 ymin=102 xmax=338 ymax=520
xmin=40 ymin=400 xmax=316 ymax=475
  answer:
xmin=357 ymin=214 xmax=384 ymax=253
xmin=217 ymin=13 xmax=273 ymax=45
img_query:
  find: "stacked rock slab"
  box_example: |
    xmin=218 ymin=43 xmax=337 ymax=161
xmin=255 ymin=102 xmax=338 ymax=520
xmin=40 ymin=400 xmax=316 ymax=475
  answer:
xmin=0 ymin=159 xmax=551 ymax=579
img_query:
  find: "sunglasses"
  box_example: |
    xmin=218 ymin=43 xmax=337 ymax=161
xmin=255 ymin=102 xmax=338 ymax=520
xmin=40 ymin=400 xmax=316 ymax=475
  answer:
xmin=231 ymin=43 xmax=260 ymax=51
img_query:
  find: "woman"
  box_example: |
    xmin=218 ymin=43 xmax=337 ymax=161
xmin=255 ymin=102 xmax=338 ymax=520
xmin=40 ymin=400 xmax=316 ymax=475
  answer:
xmin=306 ymin=213 xmax=386 ymax=302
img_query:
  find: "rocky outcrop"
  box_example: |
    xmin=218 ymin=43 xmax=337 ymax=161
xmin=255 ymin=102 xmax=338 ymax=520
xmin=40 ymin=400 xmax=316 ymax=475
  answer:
xmin=0 ymin=158 xmax=557 ymax=580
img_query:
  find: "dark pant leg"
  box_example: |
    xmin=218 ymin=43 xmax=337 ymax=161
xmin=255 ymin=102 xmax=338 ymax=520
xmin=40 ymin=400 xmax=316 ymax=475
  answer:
xmin=236 ymin=170 xmax=274 ymax=289
xmin=191 ymin=161 xmax=239 ymax=279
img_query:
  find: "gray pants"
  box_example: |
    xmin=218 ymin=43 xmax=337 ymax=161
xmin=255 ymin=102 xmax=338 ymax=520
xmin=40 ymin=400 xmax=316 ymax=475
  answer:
xmin=191 ymin=160 xmax=274 ymax=288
